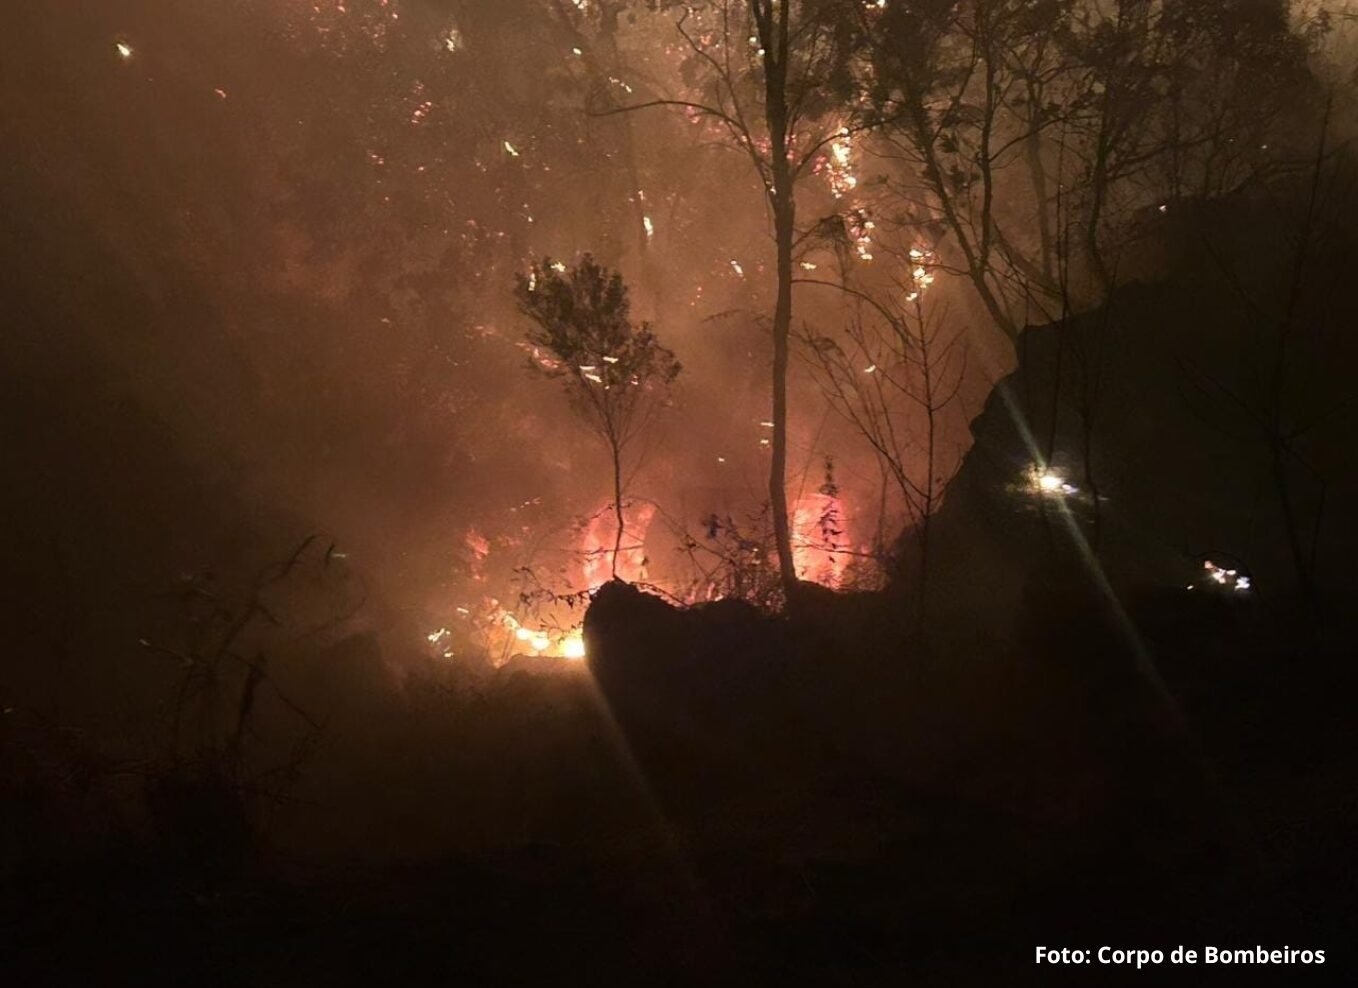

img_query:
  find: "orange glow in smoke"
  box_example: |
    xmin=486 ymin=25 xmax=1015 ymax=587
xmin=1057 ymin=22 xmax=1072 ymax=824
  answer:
xmin=791 ymin=492 xmax=850 ymax=588
xmin=579 ymin=500 xmax=656 ymax=590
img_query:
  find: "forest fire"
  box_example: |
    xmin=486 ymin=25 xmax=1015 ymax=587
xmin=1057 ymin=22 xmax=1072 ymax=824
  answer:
xmin=791 ymin=491 xmax=854 ymax=587
xmin=6 ymin=1 xmax=1355 ymax=982
xmin=434 ymin=602 xmax=587 ymax=668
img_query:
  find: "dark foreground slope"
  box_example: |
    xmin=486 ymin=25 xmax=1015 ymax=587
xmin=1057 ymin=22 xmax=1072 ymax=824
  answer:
xmin=9 ymin=556 xmax=1350 ymax=988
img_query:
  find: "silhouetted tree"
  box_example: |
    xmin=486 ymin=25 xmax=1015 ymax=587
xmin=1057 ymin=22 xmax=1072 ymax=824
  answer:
xmin=854 ymin=0 xmax=1328 ymax=341
xmin=516 ymin=255 xmax=680 ymax=578
xmin=798 ymin=243 xmax=967 ymax=614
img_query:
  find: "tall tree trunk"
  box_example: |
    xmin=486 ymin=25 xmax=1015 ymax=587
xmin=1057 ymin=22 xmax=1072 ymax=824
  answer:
xmin=770 ymin=182 xmax=796 ymax=592
xmin=611 ymin=437 xmax=625 ymax=579
xmin=760 ymin=0 xmax=798 ymax=595
xmin=920 ymin=314 xmax=936 ymax=623
xmin=1024 ymin=86 xmax=1055 ymax=285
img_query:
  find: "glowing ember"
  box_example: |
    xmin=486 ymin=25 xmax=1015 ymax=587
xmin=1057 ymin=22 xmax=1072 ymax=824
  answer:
xmin=1202 ymin=560 xmax=1251 ymax=593
xmin=824 ymin=129 xmax=859 ymax=199
xmin=907 ymin=246 xmax=937 ymax=293
xmin=115 ymin=41 xmax=134 ymax=60
xmin=847 ymin=210 xmax=875 ymax=262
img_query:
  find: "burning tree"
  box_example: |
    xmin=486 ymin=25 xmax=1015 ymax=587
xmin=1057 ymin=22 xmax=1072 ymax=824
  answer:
xmin=515 ymin=255 xmax=680 ymax=580
xmin=598 ymin=0 xmax=868 ymax=597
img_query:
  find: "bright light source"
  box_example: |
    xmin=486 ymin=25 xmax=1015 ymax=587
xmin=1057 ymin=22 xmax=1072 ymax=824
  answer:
xmin=563 ymin=636 xmax=586 ymax=660
xmin=115 ymin=41 xmax=134 ymax=60
xmin=1028 ymin=465 xmax=1078 ymax=496
xmin=530 ymin=634 xmax=551 ymax=652
xmin=514 ymin=626 xmax=533 ymax=642
xmin=1202 ymin=560 xmax=1251 ymax=593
